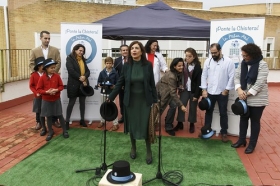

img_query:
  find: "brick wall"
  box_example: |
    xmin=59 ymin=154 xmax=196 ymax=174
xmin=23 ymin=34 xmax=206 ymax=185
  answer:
xmin=211 ymin=4 xmax=280 ymax=16
xmin=137 ymin=0 xmax=202 ymax=9
xmin=0 ymin=7 xmax=6 ymax=49
xmin=6 ymin=0 xmax=280 ymax=51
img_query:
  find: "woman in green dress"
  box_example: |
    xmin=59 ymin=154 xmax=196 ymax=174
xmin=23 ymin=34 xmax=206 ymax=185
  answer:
xmin=108 ymin=41 xmax=157 ymax=164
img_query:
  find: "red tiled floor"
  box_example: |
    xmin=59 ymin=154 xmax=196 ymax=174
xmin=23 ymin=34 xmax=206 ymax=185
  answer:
xmin=0 ymin=85 xmax=279 ymax=185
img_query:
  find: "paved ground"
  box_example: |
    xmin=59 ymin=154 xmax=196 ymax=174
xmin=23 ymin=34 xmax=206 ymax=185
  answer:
xmin=0 ymin=85 xmax=280 ymax=185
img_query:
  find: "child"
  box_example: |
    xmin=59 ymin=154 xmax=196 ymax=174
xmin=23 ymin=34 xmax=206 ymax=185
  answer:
xmin=97 ymin=57 xmax=119 ymax=131
xmin=37 ymin=58 xmax=69 ymax=141
xmin=29 ymin=56 xmax=45 ymax=131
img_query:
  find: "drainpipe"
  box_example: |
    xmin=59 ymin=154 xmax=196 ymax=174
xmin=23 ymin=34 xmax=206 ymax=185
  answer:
xmin=3 ymin=5 xmax=10 ymax=78
xmin=4 ymin=6 xmax=10 ymax=50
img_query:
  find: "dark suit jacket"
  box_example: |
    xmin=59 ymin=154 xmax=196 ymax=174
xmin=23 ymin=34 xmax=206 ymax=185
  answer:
xmin=66 ymin=54 xmax=90 ymax=98
xmin=189 ymin=64 xmax=202 ymax=99
xmin=114 ymin=56 xmax=123 ymax=76
xmin=29 ymin=45 xmax=61 ymax=73
xmin=109 ymin=60 xmax=157 ymax=107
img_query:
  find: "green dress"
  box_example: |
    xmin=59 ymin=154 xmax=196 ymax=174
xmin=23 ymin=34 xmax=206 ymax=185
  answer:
xmin=124 ymin=61 xmax=151 ymax=139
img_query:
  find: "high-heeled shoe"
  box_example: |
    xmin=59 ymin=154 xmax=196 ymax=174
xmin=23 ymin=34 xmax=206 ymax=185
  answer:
xmin=231 ymin=140 xmax=247 ymax=148
xmin=146 ymin=156 xmax=153 ymax=165
xmin=130 ymin=148 xmax=136 ymax=159
xmin=174 ymin=122 xmax=183 ymax=131
xmin=166 ymin=129 xmax=175 ymax=136
xmin=80 ymin=120 xmax=87 ymax=127
xmin=189 ymin=123 xmax=195 ymax=133
xmin=245 ymin=145 xmax=255 ymax=154
xmin=63 ymin=131 xmax=69 ymax=138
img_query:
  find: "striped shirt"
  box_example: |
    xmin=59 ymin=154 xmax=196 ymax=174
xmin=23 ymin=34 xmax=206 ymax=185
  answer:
xmin=234 ymin=60 xmax=269 ymax=107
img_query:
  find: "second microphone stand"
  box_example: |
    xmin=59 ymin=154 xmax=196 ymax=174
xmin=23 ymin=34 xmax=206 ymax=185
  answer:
xmin=75 ymin=81 xmax=113 ymax=175
xmin=143 ymin=92 xmax=179 ymax=186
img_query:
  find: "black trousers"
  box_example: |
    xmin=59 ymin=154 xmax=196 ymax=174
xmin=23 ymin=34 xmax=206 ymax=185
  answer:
xmin=239 ymin=106 xmax=265 ymax=147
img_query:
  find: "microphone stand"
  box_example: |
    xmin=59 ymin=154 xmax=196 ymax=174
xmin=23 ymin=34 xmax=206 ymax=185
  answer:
xmin=143 ymin=92 xmax=178 ymax=186
xmin=75 ymin=78 xmax=113 ymax=175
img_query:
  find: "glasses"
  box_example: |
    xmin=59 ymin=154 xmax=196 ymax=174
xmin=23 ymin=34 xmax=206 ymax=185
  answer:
xmin=211 ymin=52 xmax=219 ymax=55
xmin=242 ymin=54 xmax=249 ymax=58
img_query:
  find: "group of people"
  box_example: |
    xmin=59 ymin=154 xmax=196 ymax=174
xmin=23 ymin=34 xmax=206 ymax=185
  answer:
xmin=29 ymin=31 xmax=269 ymax=164
xmin=29 ymin=31 xmax=91 ymax=141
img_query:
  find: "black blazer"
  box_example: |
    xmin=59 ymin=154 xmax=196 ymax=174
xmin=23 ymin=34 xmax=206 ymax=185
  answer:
xmin=114 ymin=56 xmax=123 ymax=77
xmin=66 ymin=54 xmax=90 ymax=98
xmin=109 ymin=60 xmax=157 ymax=107
xmin=184 ymin=63 xmax=202 ymax=99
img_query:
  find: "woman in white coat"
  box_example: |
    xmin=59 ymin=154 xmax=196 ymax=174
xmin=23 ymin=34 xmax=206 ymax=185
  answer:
xmin=145 ymin=39 xmax=168 ymax=85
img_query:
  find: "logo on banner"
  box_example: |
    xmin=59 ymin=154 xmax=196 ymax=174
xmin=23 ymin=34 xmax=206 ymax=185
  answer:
xmin=218 ymin=32 xmax=255 ymax=48
xmin=66 ymin=34 xmax=97 ymax=64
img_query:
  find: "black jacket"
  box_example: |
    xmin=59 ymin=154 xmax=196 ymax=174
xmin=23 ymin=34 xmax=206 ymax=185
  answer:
xmin=97 ymin=68 xmax=119 ymax=94
xmin=109 ymin=60 xmax=157 ymax=106
xmin=66 ymin=54 xmax=90 ymax=98
xmin=183 ymin=63 xmax=202 ymax=99
xmin=114 ymin=56 xmax=124 ymax=77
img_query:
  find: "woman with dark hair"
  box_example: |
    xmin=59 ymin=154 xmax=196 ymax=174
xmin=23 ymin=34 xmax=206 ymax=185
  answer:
xmin=173 ymin=48 xmax=202 ymax=133
xmin=65 ymin=44 xmax=90 ymax=129
xmin=231 ymin=43 xmax=269 ymax=154
xmin=156 ymin=58 xmax=187 ymax=136
xmin=108 ymin=41 xmax=157 ymax=164
xmin=144 ymin=39 xmax=168 ymax=85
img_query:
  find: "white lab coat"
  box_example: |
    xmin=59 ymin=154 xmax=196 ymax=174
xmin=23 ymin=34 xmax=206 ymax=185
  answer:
xmin=146 ymin=52 xmax=168 ymax=85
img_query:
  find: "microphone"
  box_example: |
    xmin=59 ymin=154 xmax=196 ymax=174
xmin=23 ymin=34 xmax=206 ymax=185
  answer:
xmin=154 ymin=54 xmax=158 ymax=58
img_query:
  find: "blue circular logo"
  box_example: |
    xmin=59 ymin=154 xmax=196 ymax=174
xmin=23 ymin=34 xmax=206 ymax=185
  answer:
xmin=66 ymin=34 xmax=97 ymax=64
xmin=218 ymin=32 xmax=255 ymax=48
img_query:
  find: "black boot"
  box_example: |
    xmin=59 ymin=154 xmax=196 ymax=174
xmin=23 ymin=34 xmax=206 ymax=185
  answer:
xmin=245 ymin=144 xmax=255 ymax=154
xmin=145 ymin=139 xmax=152 ymax=165
xmin=231 ymin=140 xmax=247 ymax=148
xmin=66 ymin=122 xmax=69 ymax=130
xmin=189 ymin=123 xmax=195 ymax=133
xmin=174 ymin=122 xmax=183 ymax=131
xmin=40 ymin=117 xmax=47 ymax=136
xmin=80 ymin=120 xmax=87 ymax=127
xmin=130 ymin=134 xmax=136 ymax=159
xmin=166 ymin=129 xmax=175 ymax=136
xmin=46 ymin=117 xmax=54 ymax=141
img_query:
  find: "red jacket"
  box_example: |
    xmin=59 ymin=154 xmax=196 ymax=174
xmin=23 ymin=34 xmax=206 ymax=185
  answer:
xmin=36 ymin=73 xmax=64 ymax=102
xmin=29 ymin=72 xmax=44 ymax=98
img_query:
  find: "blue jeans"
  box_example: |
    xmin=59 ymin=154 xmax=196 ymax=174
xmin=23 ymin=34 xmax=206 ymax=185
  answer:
xmin=204 ymin=93 xmax=228 ymax=134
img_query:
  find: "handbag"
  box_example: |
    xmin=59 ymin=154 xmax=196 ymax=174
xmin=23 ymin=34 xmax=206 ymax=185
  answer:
xmin=148 ymin=102 xmax=160 ymax=144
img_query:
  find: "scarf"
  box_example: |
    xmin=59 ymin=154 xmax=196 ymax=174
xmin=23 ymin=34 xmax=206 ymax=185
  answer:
xmin=147 ymin=53 xmax=154 ymax=67
xmin=76 ymin=56 xmax=85 ymax=76
xmin=182 ymin=63 xmax=194 ymax=89
xmin=240 ymin=55 xmax=262 ymax=90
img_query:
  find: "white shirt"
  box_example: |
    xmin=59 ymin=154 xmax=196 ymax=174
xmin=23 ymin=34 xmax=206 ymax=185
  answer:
xmin=186 ymin=64 xmax=194 ymax=91
xmin=201 ymin=55 xmax=235 ymax=95
xmin=41 ymin=46 xmax=49 ymax=59
xmin=37 ymin=71 xmax=44 ymax=77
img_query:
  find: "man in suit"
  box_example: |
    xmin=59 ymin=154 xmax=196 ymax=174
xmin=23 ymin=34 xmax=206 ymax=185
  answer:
xmin=113 ymin=44 xmax=128 ymax=123
xmin=29 ymin=30 xmax=61 ymax=128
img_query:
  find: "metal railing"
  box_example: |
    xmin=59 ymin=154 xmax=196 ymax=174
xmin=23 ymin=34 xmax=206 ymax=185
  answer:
xmin=0 ymin=49 xmax=279 ymax=92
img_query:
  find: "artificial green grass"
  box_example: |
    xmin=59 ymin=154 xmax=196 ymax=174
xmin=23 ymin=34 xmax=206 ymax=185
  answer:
xmin=0 ymin=128 xmax=251 ymax=186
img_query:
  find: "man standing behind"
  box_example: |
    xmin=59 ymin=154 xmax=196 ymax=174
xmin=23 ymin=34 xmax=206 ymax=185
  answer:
xmin=29 ymin=30 xmax=61 ymax=128
xmin=200 ymin=43 xmax=235 ymax=142
xmin=113 ymin=44 xmax=128 ymax=123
